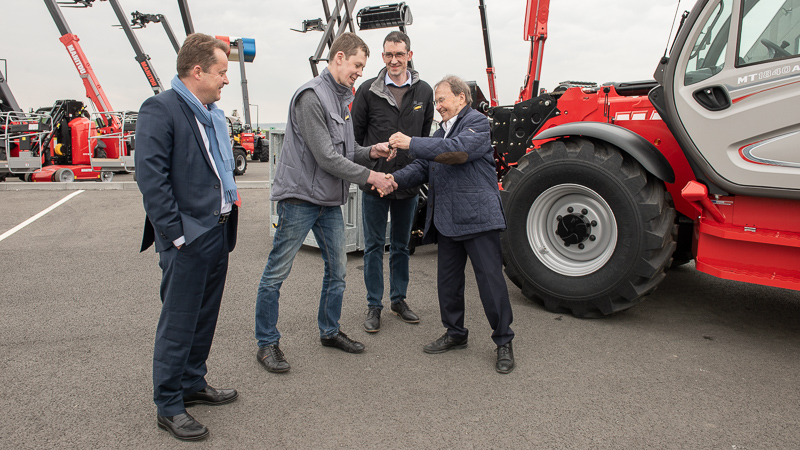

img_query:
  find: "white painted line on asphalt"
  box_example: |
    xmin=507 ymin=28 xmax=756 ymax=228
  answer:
xmin=0 ymin=190 xmax=85 ymax=243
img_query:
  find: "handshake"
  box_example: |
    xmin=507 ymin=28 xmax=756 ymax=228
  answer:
xmin=367 ymin=136 xmax=408 ymax=197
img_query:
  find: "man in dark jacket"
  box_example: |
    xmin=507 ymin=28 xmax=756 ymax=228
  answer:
xmin=388 ymin=75 xmax=515 ymax=374
xmin=351 ymin=31 xmax=434 ymax=333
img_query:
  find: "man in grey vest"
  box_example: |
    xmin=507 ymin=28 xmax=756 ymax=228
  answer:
xmin=255 ymin=33 xmax=396 ymax=373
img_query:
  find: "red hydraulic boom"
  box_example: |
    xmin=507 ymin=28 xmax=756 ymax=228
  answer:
xmin=519 ymin=0 xmax=550 ymax=102
xmin=43 ymin=0 xmax=120 ymax=131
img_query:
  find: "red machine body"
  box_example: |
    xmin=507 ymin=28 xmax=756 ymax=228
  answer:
xmin=488 ymin=0 xmax=800 ymax=317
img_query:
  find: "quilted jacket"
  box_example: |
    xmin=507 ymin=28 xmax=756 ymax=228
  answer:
xmin=392 ymin=105 xmax=506 ymax=243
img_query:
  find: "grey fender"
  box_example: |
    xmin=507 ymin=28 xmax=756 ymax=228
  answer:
xmin=534 ymin=122 xmax=675 ymax=183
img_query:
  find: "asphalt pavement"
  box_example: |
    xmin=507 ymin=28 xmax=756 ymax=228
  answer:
xmin=1 ymin=161 xmax=800 ymax=449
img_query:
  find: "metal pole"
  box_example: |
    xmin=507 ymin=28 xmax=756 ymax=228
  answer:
xmin=250 ymin=104 xmax=258 ymax=131
xmin=235 ymin=40 xmax=252 ymax=128
xmin=177 ymin=0 xmax=194 ymax=35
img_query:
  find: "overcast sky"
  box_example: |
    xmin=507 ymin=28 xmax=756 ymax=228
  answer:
xmin=2 ymin=0 xmax=692 ymax=124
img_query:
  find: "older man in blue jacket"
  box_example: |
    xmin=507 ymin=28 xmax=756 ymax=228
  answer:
xmin=388 ymin=75 xmax=515 ymax=373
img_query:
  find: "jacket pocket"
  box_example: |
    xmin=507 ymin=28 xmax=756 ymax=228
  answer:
xmin=329 ymin=111 xmax=346 ymax=146
xmin=451 ymin=188 xmax=482 ymax=225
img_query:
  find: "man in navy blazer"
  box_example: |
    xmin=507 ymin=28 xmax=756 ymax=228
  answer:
xmin=136 ymin=33 xmax=239 ymax=441
xmin=389 ymin=75 xmax=516 ymax=374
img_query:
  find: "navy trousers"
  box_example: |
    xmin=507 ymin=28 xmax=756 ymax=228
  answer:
xmin=153 ymin=222 xmax=229 ymax=417
xmin=437 ymin=230 xmax=514 ymax=346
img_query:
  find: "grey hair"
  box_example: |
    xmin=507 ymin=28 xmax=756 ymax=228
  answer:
xmin=434 ymin=75 xmax=472 ymax=104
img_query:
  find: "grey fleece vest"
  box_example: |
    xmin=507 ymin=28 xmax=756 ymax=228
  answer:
xmin=271 ymin=68 xmax=356 ymax=206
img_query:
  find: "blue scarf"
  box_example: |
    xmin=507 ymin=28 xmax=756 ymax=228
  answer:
xmin=171 ymin=75 xmax=238 ymax=204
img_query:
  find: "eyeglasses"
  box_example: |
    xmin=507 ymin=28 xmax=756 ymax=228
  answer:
xmin=433 ymin=94 xmax=454 ymax=106
xmin=382 ymin=52 xmax=408 ymax=60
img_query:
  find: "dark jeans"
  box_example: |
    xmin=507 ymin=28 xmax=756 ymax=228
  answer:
xmin=361 ymin=192 xmax=418 ymax=309
xmin=255 ymin=200 xmax=347 ymax=347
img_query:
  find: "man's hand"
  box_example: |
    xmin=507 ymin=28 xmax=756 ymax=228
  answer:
xmin=370 ymin=142 xmax=395 ymax=161
xmin=367 ymin=170 xmax=397 ymax=197
xmin=388 ymin=132 xmax=412 ymax=150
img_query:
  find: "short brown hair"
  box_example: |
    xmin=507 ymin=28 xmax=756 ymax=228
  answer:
xmin=329 ymin=32 xmax=370 ymax=60
xmin=177 ymin=33 xmax=228 ymax=78
xmin=435 ymin=75 xmax=472 ymax=104
xmin=383 ymin=31 xmax=410 ymax=51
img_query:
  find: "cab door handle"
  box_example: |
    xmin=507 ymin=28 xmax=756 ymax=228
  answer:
xmin=693 ymin=85 xmax=731 ymax=111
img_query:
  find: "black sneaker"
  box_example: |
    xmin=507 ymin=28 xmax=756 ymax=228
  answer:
xmin=321 ymin=330 xmax=365 ymax=353
xmin=495 ymin=342 xmax=515 ymax=374
xmin=390 ymin=299 xmax=420 ymax=323
xmin=364 ymin=307 xmax=381 ymax=333
xmin=256 ymin=344 xmax=290 ymax=373
xmin=423 ymin=332 xmax=468 ymax=354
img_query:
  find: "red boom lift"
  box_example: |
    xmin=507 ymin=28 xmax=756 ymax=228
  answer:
xmin=29 ymin=0 xmax=134 ymax=182
xmin=483 ymin=0 xmax=800 ymax=317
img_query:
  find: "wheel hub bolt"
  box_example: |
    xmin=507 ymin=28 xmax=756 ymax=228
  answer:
xmin=578 ymin=243 xmax=585 ymax=249
xmin=581 ymin=208 xmax=588 ymax=215
xmin=591 ymin=220 xmax=597 ymax=227
xmin=589 ymin=235 xmax=596 ymax=241
xmin=567 ymin=207 xmax=574 ymax=213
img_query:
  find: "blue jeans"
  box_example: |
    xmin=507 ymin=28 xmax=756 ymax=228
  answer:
xmin=255 ymin=200 xmax=347 ymax=347
xmin=362 ymin=192 xmax=419 ymax=309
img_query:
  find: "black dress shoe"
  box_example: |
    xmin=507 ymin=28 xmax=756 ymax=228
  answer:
xmin=496 ymin=342 xmax=515 ymax=374
xmin=257 ymin=344 xmax=290 ymax=373
xmin=320 ymin=330 xmax=365 ymax=353
xmin=183 ymin=385 xmax=238 ymax=406
xmin=390 ymin=299 xmax=420 ymax=323
xmin=423 ymin=332 xmax=468 ymax=354
xmin=157 ymin=412 xmax=209 ymax=441
xmin=364 ymin=307 xmax=381 ymax=333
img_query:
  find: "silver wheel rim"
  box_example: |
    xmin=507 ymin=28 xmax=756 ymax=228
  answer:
xmin=527 ymin=183 xmax=617 ymax=276
xmin=60 ymin=170 xmax=75 ymax=183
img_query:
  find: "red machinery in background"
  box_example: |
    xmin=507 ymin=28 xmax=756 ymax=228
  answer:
xmin=27 ymin=0 xmax=135 ymax=182
xmin=483 ymin=0 xmax=800 ymax=317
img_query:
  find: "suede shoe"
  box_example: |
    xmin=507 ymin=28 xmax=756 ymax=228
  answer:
xmin=423 ymin=332 xmax=468 ymax=354
xmin=157 ymin=412 xmax=209 ymax=441
xmin=364 ymin=307 xmax=381 ymax=333
xmin=390 ymin=299 xmax=420 ymax=323
xmin=183 ymin=385 xmax=238 ymax=406
xmin=321 ymin=330 xmax=365 ymax=353
xmin=496 ymin=342 xmax=515 ymax=374
xmin=257 ymin=344 xmax=290 ymax=373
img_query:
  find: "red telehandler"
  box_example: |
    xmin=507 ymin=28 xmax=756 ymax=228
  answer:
xmin=484 ymin=0 xmax=800 ymax=317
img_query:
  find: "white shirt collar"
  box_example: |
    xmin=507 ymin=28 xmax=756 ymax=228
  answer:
xmin=385 ymin=70 xmax=412 ymax=87
xmin=441 ymin=116 xmax=458 ymax=138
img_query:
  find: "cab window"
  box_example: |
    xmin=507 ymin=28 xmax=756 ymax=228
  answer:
xmin=737 ymin=0 xmax=800 ymax=66
xmin=685 ymin=0 xmax=734 ymax=85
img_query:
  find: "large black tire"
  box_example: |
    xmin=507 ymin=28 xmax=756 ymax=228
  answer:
xmin=500 ymin=137 xmax=676 ymax=318
xmin=256 ymin=140 xmax=270 ymax=162
xmin=233 ymin=148 xmax=247 ymax=175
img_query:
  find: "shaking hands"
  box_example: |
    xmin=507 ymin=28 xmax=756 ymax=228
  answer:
xmin=367 ymin=170 xmax=397 ymax=197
